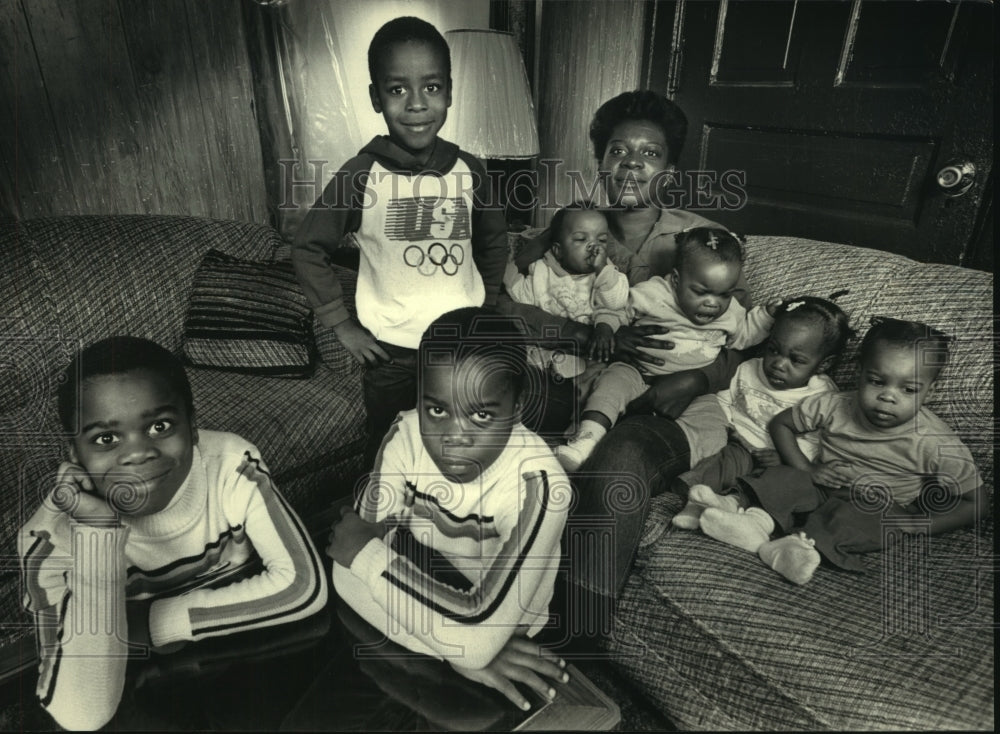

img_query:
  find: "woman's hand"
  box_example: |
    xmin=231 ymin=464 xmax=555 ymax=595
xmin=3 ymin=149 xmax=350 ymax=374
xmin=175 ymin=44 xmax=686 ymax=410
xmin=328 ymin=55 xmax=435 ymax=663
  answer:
xmin=449 ymin=634 xmax=569 ymax=712
xmin=625 ymin=370 xmax=708 ymax=419
xmin=326 ymin=506 xmax=387 ymax=567
xmin=810 ymin=460 xmax=856 ymax=489
xmin=334 ymin=319 xmax=391 ymax=366
xmin=612 ymin=324 xmax=674 ymax=368
xmin=587 ymin=323 xmax=615 ymax=362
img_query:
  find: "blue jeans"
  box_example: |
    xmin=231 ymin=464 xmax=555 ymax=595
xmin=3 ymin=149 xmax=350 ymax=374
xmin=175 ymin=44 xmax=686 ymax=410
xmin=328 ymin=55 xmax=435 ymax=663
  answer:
xmin=569 ymin=415 xmax=691 ymax=598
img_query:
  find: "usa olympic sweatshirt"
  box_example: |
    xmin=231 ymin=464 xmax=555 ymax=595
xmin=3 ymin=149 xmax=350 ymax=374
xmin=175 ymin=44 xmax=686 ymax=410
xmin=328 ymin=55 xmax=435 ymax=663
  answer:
xmin=292 ymin=136 xmax=508 ymax=349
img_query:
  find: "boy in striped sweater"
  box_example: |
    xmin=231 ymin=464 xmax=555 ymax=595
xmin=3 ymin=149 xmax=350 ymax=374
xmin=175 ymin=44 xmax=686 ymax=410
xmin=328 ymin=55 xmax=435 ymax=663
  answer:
xmin=329 ymin=308 xmax=572 ymax=713
xmin=18 ymin=336 xmax=327 ymax=730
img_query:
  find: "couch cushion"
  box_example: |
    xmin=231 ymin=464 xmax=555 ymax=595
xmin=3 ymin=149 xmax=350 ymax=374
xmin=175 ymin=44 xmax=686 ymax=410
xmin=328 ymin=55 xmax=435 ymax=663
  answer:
xmin=608 ymin=521 xmax=994 ymax=730
xmin=312 ymin=263 xmax=363 ymax=377
xmin=182 ymin=250 xmax=315 ymax=376
xmin=0 ymin=241 xmax=68 ymax=653
xmin=742 ymin=235 xmax=913 ymax=320
xmin=186 ymin=362 xmax=365 ymax=512
xmin=9 ymin=215 xmax=285 ymax=356
xmin=742 ymin=236 xmax=912 ymax=389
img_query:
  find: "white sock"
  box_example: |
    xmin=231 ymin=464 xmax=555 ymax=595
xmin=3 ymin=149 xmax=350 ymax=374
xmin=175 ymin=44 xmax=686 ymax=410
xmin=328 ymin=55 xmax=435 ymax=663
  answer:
xmin=758 ymin=533 xmax=821 ymax=585
xmin=556 ymin=420 xmax=608 ymax=471
xmin=572 ymin=419 xmax=608 ymax=443
xmin=673 ymin=484 xmax=742 ymax=530
xmin=700 ymin=507 xmax=776 ymax=553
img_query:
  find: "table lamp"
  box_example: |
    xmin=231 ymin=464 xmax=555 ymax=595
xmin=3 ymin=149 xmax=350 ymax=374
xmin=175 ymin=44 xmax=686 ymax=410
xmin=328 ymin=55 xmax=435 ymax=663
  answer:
xmin=441 ymin=29 xmax=539 ymax=226
xmin=441 ymin=29 xmax=540 ymax=160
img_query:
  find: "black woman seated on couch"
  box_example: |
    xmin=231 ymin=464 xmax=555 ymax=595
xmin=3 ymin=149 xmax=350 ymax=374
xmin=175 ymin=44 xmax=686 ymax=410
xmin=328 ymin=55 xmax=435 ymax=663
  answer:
xmin=500 ymin=90 xmax=752 ymax=437
xmin=499 ymin=90 xmax=753 ymax=587
xmin=501 ymin=93 xmax=770 ymax=638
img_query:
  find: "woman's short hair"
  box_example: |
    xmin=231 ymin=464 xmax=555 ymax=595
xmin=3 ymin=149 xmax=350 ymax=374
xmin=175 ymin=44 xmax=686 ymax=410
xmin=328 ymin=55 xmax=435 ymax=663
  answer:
xmin=589 ymin=90 xmax=688 ymax=164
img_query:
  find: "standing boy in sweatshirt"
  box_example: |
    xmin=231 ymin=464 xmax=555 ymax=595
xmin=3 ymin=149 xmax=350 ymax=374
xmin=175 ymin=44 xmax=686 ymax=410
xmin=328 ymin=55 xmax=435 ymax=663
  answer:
xmin=292 ymin=16 xmax=508 ymax=467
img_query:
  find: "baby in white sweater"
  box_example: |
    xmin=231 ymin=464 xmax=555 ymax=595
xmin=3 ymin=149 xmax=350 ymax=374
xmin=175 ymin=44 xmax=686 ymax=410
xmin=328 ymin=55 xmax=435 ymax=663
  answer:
xmin=503 ymin=202 xmax=629 ymax=379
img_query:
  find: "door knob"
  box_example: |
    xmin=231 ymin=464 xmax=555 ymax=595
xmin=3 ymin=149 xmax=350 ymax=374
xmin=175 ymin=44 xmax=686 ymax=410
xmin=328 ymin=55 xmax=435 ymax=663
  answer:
xmin=935 ymin=159 xmax=976 ymax=197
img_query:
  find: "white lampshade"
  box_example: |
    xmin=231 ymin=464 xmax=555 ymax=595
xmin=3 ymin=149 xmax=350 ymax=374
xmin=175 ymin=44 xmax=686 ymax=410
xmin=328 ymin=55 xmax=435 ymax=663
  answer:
xmin=440 ymin=29 xmax=540 ymax=159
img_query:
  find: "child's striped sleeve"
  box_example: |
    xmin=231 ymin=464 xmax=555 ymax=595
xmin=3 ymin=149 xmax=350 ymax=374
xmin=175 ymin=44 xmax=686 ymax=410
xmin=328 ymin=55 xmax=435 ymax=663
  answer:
xmin=146 ymin=449 xmax=328 ymax=647
xmin=336 ymin=465 xmax=568 ymax=669
xmin=19 ymin=510 xmax=131 ymax=731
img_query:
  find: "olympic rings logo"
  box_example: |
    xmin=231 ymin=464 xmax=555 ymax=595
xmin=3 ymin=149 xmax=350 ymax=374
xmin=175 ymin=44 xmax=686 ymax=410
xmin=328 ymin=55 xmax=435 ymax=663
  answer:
xmin=403 ymin=242 xmax=465 ymax=276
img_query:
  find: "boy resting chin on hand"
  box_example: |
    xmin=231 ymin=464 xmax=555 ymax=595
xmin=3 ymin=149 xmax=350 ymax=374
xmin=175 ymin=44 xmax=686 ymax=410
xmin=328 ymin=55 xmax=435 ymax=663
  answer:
xmin=18 ymin=336 xmax=327 ymax=731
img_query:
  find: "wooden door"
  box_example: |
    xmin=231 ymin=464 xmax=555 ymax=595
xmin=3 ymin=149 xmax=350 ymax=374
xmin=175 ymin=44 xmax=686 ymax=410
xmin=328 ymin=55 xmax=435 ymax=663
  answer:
xmin=644 ymin=0 xmax=993 ymax=268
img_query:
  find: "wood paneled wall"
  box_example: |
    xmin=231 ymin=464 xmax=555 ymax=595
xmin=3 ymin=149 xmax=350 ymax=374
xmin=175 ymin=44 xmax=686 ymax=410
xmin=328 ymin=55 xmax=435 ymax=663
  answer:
xmin=0 ymin=0 xmax=267 ymax=222
xmin=534 ymin=0 xmax=647 ymax=227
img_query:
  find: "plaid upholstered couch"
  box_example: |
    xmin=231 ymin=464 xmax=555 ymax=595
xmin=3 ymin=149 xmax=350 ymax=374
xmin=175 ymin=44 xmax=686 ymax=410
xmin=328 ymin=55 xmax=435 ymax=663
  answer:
xmin=2 ymin=217 xmax=993 ymax=729
xmin=0 ymin=215 xmax=366 ymax=673
xmin=603 ymin=236 xmax=994 ymax=730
